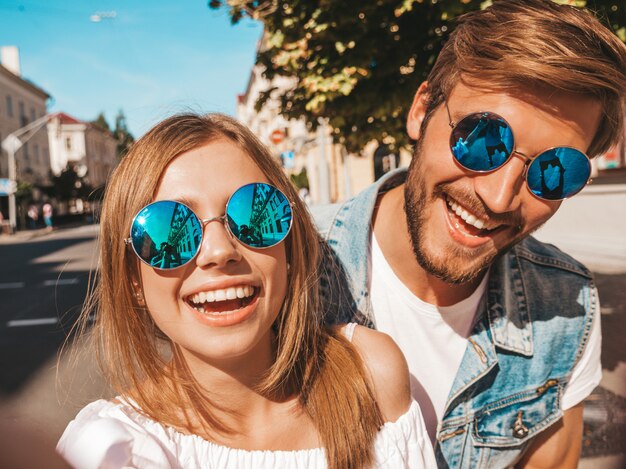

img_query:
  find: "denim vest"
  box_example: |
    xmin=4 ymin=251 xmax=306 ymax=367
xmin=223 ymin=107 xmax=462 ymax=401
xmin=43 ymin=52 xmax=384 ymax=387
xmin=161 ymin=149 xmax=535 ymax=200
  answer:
xmin=311 ymin=169 xmax=597 ymax=468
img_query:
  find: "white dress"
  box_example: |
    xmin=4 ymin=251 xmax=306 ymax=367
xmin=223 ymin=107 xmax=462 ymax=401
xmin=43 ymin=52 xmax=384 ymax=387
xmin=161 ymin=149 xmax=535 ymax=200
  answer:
xmin=57 ymin=324 xmax=436 ymax=468
xmin=57 ymin=398 xmax=435 ymax=468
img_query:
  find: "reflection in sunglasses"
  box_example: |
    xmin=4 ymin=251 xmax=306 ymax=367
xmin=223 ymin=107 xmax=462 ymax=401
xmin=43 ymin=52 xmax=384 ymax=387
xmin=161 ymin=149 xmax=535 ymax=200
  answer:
xmin=129 ymin=183 xmax=293 ymax=269
xmin=228 ymin=183 xmax=291 ymax=248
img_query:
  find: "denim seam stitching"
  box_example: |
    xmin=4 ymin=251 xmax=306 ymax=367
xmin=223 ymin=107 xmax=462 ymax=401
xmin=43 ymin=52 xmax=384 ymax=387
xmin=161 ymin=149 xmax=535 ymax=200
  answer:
xmin=571 ymin=281 xmax=597 ymax=368
xmin=471 ymin=384 xmax=562 ymax=446
xmin=475 ymin=380 xmax=560 ymax=414
xmin=515 ymin=249 xmax=592 ymax=278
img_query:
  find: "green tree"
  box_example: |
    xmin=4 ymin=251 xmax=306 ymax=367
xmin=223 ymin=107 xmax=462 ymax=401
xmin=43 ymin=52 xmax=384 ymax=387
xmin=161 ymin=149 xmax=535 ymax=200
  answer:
xmin=51 ymin=164 xmax=92 ymax=201
xmin=91 ymin=112 xmax=111 ymax=132
xmin=113 ymin=109 xmax=135 ymax=159
xmin=210 ymin=0 xmax=626 ymax=153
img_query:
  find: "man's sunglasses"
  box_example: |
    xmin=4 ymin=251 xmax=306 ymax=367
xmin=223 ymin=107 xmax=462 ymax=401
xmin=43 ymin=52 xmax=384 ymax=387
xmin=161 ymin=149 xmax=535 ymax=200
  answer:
xmin=446 ymin=104 xmax=591 ymax=201
xmin=125 ymin=182 xmax=293 ymax=270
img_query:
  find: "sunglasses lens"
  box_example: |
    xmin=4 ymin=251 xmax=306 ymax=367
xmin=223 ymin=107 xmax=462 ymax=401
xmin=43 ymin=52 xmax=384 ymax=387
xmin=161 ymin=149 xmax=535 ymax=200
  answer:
xmin=226 ymin=183 xmax=292 ymax=248
xmin=526 ymin=148 xmax=590 ymax=200
xmin=130 ymin=201 xmax=202 ymax=269
xmin=450 ymin=112 xmax=514 ymax=171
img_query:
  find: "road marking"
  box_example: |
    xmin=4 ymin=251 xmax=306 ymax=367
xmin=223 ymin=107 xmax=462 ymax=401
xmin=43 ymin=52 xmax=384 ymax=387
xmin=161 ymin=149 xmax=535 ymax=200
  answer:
xmin=43 ymin=278 xmax=80 ymax=286
xmin=7 ymin=317 xmax=58 ymax=327
xmin=0 ymin=282 xmax=25 ymax=289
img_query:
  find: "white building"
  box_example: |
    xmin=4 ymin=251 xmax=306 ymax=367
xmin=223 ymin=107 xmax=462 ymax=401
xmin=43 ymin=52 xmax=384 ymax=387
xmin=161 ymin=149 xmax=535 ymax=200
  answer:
xmin=47 ymin=112 xmax=118 ymax=190
xmin=237 ymin=44 xmax=410 ymax=204
xmin=0 ymin=46 xmax=51 ymax=187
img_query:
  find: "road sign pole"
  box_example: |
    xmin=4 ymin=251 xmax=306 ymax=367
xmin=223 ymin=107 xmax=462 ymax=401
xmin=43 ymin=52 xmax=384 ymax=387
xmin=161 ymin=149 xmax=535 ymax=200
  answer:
xmin=8 ymin=146 xmax=16 ymax=233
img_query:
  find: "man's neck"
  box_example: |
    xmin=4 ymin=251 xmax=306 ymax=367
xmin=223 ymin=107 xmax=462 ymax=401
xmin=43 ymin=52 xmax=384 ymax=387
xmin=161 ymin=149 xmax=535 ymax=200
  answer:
xmin=372 ymin=184 xmax=484 ymax=306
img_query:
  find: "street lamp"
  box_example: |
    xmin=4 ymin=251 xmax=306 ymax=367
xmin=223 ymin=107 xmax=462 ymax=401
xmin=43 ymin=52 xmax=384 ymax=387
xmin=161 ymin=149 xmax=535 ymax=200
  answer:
xmin=1 ymin=114 xmax=51 ymax=233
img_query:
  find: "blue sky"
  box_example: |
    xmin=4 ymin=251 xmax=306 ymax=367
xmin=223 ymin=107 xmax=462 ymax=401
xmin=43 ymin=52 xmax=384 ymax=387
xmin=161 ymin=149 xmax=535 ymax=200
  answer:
xmin=0 ymin=0 xmax=262 ymax=138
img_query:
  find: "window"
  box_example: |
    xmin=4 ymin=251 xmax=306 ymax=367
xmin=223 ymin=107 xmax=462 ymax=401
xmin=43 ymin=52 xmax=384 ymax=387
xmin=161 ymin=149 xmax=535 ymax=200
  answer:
xmin=34 ymin=144 xmax=39 ymax=162
xmin=30 ymin=107 xmax=36 ymax=122
xmin=19 ymin=101 xmax=26 ymax=126
xmin=65 ymin=137 xmax=72 ymax=151
xmin=5 ymin=96 xmax=13 ymax=118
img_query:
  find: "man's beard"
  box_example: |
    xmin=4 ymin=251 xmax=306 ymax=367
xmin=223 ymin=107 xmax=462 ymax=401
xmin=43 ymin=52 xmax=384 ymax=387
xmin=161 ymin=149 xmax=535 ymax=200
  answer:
xmin=403 ymin=144 xmax=514 ymax=285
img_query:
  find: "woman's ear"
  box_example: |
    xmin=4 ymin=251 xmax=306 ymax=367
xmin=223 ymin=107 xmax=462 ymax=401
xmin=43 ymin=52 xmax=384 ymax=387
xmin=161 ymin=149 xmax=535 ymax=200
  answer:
xmin=406 ymin=81 xmax=430 ymax=140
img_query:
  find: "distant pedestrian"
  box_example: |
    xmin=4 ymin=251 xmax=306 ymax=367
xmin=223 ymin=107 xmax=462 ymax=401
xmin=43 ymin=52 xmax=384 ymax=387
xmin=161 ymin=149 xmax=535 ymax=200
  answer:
xmin=27 ymin=204 xmax=39 ymax=230
xmin=42 ymin=203 xmax=53 ymax=231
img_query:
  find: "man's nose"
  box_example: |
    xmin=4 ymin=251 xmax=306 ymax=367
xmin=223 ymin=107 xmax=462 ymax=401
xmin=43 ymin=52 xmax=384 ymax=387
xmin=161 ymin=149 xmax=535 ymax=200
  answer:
xmin=195 ymin=220 xmax=242 ymax=269
xmin=472 ymin=153 xmax=527 ymax=214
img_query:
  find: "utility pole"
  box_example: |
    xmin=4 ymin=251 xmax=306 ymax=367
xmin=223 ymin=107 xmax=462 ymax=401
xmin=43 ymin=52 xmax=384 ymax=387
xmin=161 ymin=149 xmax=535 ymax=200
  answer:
xmin=1 ymin=114 xmax=50 ymax=233
xmin=316 ymin=118 xmax=331 ymax=204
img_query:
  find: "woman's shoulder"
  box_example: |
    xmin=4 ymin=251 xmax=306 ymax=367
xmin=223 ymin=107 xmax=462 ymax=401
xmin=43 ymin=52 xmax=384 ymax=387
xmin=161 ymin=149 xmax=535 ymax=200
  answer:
xmin=57 ymin=399 xmax=175 ymax=469
xmin=342 ymin=324 xmax=412 ymax=422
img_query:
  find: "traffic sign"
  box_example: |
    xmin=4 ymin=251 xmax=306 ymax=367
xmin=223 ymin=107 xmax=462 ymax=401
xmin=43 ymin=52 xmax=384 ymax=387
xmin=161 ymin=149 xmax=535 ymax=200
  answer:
xmin=0 ymin=179 xmax=16 ymax=196
xmin=270 ymin=129 xmax=285 ymax=144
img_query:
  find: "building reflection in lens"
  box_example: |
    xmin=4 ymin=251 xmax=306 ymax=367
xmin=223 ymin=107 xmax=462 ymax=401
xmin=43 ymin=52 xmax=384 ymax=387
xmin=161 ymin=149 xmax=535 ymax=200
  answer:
xmin=228 ymin=183 xmax=291 ymax=247
xmin=132 ymin=201 xmax=202 ymax=268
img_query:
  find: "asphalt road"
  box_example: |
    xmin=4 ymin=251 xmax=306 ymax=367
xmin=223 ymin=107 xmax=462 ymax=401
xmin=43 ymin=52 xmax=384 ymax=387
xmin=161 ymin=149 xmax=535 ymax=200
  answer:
xmin=0 ymin=225 xmax=97 ymax=395
xmin=0 ymin=224 xmax=624 ymax=467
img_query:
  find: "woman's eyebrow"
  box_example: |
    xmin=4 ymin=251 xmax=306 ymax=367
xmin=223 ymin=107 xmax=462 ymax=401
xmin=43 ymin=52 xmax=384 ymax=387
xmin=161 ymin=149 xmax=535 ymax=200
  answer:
xmin=170 ymin=196 xmax=197 ymax=209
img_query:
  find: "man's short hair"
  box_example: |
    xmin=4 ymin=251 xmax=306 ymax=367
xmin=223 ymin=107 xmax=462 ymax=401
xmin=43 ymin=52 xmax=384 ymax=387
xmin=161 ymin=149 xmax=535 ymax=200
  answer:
xmin=424 ymin=0 xmax=626 ymax=157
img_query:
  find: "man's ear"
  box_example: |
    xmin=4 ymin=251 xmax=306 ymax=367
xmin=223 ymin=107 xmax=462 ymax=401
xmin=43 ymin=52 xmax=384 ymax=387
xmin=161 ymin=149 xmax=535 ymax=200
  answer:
xmin=407 ymin=81 xmax=430 ymax=140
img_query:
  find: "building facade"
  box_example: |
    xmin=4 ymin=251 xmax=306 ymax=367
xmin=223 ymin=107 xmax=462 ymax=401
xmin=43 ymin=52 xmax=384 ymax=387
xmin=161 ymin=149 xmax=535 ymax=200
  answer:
xmin=47 ymin=112 xmax=118 ymax=190
xmin=0 ymin=48 xmax=51 ymax=187
xmin=237 ymin=56 xmax=410 ymax=205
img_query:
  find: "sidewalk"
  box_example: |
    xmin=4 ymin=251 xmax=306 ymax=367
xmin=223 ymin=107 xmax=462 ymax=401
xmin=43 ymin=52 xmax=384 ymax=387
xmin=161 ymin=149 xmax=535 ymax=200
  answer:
xmin=0 ymin=223 xmax=95 ymax=244
xmin=534 ymin=183 xmax=626 ymax=274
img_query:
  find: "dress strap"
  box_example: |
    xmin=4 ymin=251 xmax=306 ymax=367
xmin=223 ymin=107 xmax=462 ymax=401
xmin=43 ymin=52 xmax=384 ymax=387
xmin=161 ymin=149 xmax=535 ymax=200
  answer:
xmin=342 ymin=322 xmax=358 ymax=342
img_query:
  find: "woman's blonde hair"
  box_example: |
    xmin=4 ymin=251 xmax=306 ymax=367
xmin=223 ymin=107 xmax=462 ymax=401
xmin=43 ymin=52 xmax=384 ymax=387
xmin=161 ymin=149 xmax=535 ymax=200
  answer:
xmin=81 ymin=113 xmax=382 ymax=468
xmin=425 ymin=0 xmax=626 ymax=157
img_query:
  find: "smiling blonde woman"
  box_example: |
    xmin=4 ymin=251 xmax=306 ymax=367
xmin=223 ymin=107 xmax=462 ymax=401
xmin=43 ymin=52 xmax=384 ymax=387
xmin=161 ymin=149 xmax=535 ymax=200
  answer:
xmin=56 ymin=113 xmax=436 ymax=469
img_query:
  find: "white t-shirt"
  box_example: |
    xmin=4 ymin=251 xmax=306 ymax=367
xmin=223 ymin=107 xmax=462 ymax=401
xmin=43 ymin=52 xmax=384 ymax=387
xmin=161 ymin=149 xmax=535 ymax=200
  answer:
xmin=370 ymin=234 xmax=602 ymax=442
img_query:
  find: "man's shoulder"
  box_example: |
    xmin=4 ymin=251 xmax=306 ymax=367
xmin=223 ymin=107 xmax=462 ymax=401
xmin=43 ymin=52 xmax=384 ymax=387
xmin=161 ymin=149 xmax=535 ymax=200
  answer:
xmin=309 ymin=201 xmax=344 ymax=236
xmin=512 ymin=236 xmax=593 ymax=279
xmin=310 ymin=168 xmax=408 ymax=238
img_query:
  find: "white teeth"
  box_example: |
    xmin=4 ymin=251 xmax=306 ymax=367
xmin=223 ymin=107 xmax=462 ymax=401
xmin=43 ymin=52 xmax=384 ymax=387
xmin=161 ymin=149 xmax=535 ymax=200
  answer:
xmin=215 ymin=290 xmax=226 ymax=301
xmin=446 ymin=197 xmax=495 ymax=231
xmin=189 ymin=285 xmax=255 ymax=305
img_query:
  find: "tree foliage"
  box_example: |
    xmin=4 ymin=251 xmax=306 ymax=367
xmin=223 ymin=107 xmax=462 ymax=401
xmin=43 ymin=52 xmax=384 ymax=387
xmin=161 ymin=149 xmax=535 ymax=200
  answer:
xmin=50 ymin=164 xmax=92 ymax=202
xmin=210 ymin=0 xmax=626 ymax=153
xmin=91 ymin=112 xmax=111 ymax=132
xmin=113 ymin=109 xmax=135 ymax=159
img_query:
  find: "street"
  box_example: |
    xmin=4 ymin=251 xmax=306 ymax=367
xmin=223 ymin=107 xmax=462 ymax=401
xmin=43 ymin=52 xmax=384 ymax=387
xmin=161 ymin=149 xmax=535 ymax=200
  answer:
xmin=0 ymin=224 xmax=97 ymax=394
xmin=0 ymin=223 xmax=624 ymax=467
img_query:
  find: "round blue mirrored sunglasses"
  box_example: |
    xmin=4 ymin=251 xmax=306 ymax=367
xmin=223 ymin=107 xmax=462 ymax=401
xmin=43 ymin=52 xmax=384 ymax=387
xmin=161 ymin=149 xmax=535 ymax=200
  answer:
xmin=446 ymin=103 xmax=591 ymax=201
xmin=125 ymin=182 xmax=293 ymax=270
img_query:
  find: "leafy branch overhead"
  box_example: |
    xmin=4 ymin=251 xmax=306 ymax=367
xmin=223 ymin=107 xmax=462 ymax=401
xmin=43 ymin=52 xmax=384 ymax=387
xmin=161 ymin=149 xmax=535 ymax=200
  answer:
xmin=210 ymin=0 xmax=626 ymax=154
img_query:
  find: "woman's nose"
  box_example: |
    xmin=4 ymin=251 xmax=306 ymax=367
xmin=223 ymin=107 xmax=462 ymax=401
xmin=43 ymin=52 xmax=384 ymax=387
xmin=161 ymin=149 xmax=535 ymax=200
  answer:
xmin=194 ymin=220 xmax=242 ymax=269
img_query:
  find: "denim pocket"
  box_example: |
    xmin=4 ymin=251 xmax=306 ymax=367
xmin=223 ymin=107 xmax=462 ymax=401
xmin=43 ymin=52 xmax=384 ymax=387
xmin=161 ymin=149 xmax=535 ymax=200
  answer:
xmin=471 ymin=379 xmax=561 ymax=448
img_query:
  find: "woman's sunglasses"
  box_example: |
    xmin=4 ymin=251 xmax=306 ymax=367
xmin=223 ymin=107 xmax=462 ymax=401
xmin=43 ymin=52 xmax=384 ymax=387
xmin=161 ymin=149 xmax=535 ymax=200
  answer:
xmin=125 ymin=182 xmax=293 ymax=270
xmin=446 ymin=104 xmax=591 ymax=201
